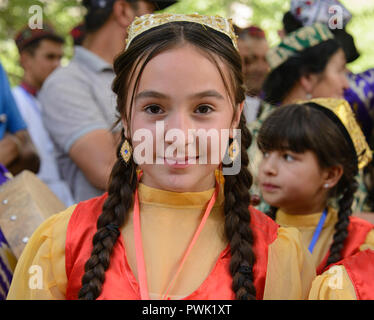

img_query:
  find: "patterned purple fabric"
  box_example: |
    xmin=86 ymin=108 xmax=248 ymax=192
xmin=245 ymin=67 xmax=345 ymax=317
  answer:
xmin=0 ymin=163 xmax=12 ymax=299
xmin=344 ymin=69 xmax=374 ymax=145
xmin=0 ymin=163 xmax=10 ymax=186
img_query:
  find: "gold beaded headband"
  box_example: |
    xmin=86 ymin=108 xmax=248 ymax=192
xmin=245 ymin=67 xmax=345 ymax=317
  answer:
xmin=300 ymin=98 xmax=372 ymax=169
xmin=125 ymin=13 xmax=238 ymax=51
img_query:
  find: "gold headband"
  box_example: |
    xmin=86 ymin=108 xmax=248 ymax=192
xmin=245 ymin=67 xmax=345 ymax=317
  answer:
xmin=125 ymin=13 xmax=238 ymax=51
xmin=299 ymin=98 xmax=372 ymax=169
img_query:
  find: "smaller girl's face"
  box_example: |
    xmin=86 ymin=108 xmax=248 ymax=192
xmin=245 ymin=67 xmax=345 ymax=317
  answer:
xmin=125 ymin=44 xmax=241 ymax=192
xmin=258 ymin=149 xmax=329 ymax=214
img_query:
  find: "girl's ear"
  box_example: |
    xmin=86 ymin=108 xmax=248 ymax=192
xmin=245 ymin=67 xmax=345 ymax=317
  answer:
xmin=230 ymin=101 xmax=244 ymax=138
xmin=121 ymin=118 xmax=129 ymax=138
xmin=322 ymin=164 xmax=344 ymax=190
xmin=112 ymin=0 xmax=137 ymax=29
xmin=300 ymin=73 xmax=319 ymax=97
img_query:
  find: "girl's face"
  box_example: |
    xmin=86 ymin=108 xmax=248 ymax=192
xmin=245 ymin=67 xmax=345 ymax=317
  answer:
xmin=125 ymin=44 xmax=242 ymax=192
xmin=258 ymin=149 xmax=332 ymax=214
xmin=310 ymin=48 xmax=349 ymax=99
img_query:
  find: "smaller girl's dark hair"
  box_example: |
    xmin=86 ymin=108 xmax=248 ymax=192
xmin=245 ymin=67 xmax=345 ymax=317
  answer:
xmin=257 ymin=103 xmax=358 ymax=267
xmin=262 ymin=39 xmax=341 ymax=105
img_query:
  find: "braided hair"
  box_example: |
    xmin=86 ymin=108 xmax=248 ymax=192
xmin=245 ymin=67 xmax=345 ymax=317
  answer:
xmin=224 ymin=115 xmax=256 ymax=299
xmin=78 ymin=21 xmax=257 ymax=299
xmin=257 ymin=103 xmax=359 ymax=269
xmin=78 ymin=131 xmax=137 ymax=299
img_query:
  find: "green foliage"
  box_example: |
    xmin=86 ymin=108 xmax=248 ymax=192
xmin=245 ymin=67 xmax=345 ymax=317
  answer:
xmin=0 ymin=0 xmax=373 ymax=86
xmin=340 ymin=0 xmax=374 ymax=73
xmin=0 ymin=0 xmax=84 ymax=84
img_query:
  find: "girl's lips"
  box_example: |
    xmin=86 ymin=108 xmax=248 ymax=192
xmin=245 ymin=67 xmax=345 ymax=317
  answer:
xmin=163 ymin=157 xmax=199 ymax=168
xmin=261 ymin=183 xmax=280 ymax=192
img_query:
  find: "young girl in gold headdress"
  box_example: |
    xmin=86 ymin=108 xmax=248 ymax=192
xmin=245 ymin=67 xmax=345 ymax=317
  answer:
xmin=257 ymin=98 xmax=374 ymax=275
xmin=7 ymin=13 xmax=315 ymax=300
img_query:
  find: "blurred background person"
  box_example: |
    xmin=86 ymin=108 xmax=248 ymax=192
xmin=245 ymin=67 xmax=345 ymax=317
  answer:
xmin=0 ymin=61 xmax=40 ymax=300
xmin=235 ymin=25 xmax=269 ymax=123
xmin=0 ymin=63 xmax=39 ymax=176
xmin=12 ymin=23 xmax=74 ymax=207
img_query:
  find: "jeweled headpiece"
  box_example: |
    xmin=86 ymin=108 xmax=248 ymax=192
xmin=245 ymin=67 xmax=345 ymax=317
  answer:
xmin=300 ymin=98 xmax=372 ymax=169
xmin=125 ymin=13 xmax=238 ymax=51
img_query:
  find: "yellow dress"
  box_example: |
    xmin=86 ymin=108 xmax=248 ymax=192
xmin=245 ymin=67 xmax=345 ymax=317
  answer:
xmin=276 ymin=208 xmax=374 ymax=270
xmin=7 ymin=182 xmax=316 ymax=300
xmin=308 ymin=265 xmax=357 ymax=299
xmin=309 ymin=249 xmax=374 ymax=300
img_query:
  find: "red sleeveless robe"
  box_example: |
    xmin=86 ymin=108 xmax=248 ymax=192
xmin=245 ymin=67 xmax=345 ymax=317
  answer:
xmin=65 ymin=193 xmax=279 ymax=300
xmin=316 ymin=216 xmax=373 ymax=275
xmin=329 ymin=250 xmax=374 ymax=300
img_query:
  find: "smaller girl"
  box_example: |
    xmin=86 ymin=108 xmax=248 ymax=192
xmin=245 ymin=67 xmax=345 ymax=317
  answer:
xmin=257 ymin=98 xmax=374 ymax=274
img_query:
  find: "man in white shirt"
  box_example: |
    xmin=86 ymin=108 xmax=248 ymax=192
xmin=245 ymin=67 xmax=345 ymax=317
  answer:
xmin=12 ymin=23 xmax=74 ymax=207
xmin=39 ymin=0 xmax=177 ymax=202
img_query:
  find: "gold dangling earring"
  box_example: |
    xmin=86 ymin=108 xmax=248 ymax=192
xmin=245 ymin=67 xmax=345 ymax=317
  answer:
xmin=228 ymin=139 xmax=240 ymax=162
xmin=120 ymin=139 xmax=132 ymax=164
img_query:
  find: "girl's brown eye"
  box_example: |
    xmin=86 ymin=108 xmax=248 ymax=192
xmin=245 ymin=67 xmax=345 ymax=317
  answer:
xmin=195 ymin=105 xmax=213 ymax=114
xmin=145 ymin=104 xmax=163 ymax=114
xmin=283 ymin=153 xmax=295 ymax=162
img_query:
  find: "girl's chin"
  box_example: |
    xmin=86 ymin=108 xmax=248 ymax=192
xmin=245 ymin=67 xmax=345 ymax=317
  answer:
xmin=140 ymin=168 xmax=216 ymax=192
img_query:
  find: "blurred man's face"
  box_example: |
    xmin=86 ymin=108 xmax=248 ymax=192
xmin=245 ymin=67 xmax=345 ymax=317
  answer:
xmin=21 ymin=39 xmax=63 ymax=89
xmin=238 ymin=37 xmax=269 ymax=97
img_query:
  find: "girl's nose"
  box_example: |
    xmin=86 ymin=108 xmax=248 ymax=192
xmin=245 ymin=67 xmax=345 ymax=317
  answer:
xmin=260 ymin=152 xmax=278 ymax=176
xmin=164 ymin=111 xmax=192 ymax=150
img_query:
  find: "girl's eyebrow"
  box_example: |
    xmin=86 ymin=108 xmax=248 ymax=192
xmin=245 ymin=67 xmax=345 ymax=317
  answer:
xmin=189 ymin=90 xmax=225 ymax=100
xmin=135 ymin=90 xmax=225 ymax=102
xmin=135 ymin=90 xmax=168 ymax=101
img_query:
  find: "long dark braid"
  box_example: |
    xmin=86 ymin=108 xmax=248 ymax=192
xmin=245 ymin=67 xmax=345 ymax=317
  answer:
xmin=224 ymin=115 xmax=257 ymax=300
xmin=325 ymin=178 xmax=358 ymax=267
xmin=78 ymin=135 xmax=137 ymax=300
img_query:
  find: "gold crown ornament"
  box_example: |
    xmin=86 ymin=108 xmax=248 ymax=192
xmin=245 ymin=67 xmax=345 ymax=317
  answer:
xmin=125 ymin=13 xmax=238 ymax=51
xmin=300 ymin=98 xmax=372 ymax=169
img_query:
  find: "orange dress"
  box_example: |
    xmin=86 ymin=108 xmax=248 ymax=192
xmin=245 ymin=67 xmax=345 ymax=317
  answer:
xmin=65 ymin=193 xmax=278 ymax=300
